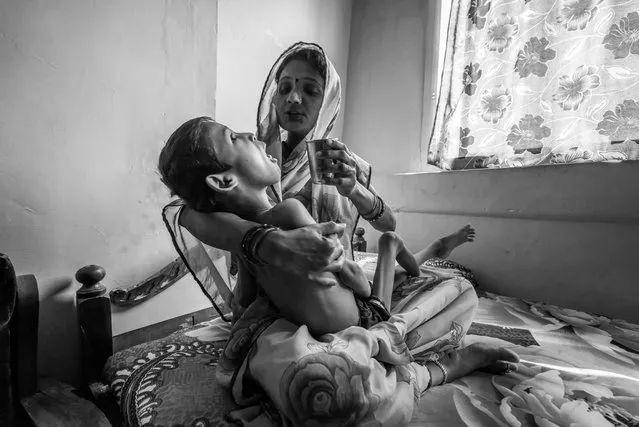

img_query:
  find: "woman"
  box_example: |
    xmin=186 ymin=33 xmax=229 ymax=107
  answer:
xmin=169 ymin=42 xmax=473 ymax=306
xmin=172 ymin=47 xmax=395 ymax=277
xmin=164 ymin=42 xmax=518 ymax=425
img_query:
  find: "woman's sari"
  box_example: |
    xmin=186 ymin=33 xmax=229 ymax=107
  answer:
xmin=257 ymin=41 xmax=373 ymax=259
xmin=162 ymin=42 xmax=480 ymax=426
xmin=163 ymin=42 xmax=371 ymax=319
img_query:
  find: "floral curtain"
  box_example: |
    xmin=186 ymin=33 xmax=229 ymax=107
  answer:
xmin=428 ymin=0 xmax=639 ymax=170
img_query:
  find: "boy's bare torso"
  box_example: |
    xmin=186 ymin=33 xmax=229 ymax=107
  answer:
xmin=239 ymin=199 xmax=362 ymax=335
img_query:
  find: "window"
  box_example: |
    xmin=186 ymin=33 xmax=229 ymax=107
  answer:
xmin=427 ymin=0 xmax=639 ymax=170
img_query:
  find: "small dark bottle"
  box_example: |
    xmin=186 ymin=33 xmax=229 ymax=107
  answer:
xmin=353 ymin=227 xmax=367 ymax=252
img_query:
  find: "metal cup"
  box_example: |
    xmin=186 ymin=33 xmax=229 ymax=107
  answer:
xmin=306 ymin=139 xmax=329 ymax=184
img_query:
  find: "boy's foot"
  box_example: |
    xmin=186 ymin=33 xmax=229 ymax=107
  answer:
xmin=437 ymin=225 xmax=475 ymax=259
xmin=427 ymin=343 xmax=520 ymax=386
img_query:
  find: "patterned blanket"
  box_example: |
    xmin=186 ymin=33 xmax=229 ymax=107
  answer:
xmin=104 ymin=255 xmax=639 ymax=426
xmin=213 ymin=258 xmax=478 ymax=426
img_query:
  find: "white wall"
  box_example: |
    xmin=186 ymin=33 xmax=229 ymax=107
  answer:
xmin=216 ymin=0 xmax=353 ymax=138
xmin=361 ymin=163 xmax=639 ymax=323
xmin=343 ymin=0 xmax=442 ymax=174
xmin=344 ymin=1 xmax=639 ymax=323
xmin=0 ymin=0 xmax=218 ymax=385
xmin=0 ymin=0 xmax=354 ymax=387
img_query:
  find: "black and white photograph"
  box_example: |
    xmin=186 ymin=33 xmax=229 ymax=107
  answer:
xmin=1 ymin=0 xmax=638 ymax=425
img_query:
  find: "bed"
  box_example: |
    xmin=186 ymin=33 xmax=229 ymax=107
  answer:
xmin=6 ymin=249 xmax=639 ymax=426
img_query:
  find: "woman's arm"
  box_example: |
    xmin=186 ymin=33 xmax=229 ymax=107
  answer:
xmin=179 ymin=209 xmax=258 ymax=253
xmin=317 ymin=139 xmax=397 ymax=232
xmin=235 ymin=259 xmax=258 ymax=309
xmin=344 ymin=183 xmax=396 ymax=232
xmin=179 ymin=207 xmax=347 ymax=286
xmin=270 ymin=199 xmax=371 ymax=295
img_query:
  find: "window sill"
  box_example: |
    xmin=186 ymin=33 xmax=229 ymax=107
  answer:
xmin=386 ymin=158 xmax=636 ymax=177
xmin=371 ymin=160 xmax=639 ymax=225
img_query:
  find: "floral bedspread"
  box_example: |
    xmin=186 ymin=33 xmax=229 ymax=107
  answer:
xmin=411 ymin=289 xmax=639 ymax=426
xmin=104 ymin=255 xmax=639 ymax=426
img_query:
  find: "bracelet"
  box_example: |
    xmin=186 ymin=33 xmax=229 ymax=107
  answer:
xmin=360 ymin=194 xmax=379 ymax=218
xmin=361 ymin=195 xmax=381 ymax=220
xmin=252 ymin=226 xmax=279 ymax=265
xmin=362 ymin=195 xmax=386 ymax=223
xmin=248 ymin=227 xmax=267 ymax=263
xmin=240 ymin=225 xmax=261 ymax=264
xmin=369 ymin=199 xmax=385 ymax=223
xmin=241 ymin=225 xmax=271 ymax=264
xmin=431 ymin=359 xmax=448 ymax=385
xmin=245 ymin=225 xmax=280 ymax=265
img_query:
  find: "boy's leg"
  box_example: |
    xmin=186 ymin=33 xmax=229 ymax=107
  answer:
xmin=373 ymin=232 xmax=420 ymax=308
xmin=417 ymin=225 xmax=476 ymax=264
xmin=392 ymin=225 xmax=476 ymax=289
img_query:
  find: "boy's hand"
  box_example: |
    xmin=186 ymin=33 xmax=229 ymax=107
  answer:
xmin=339 ymin=260 xmax=372 ymax=298
xmin=258 ymin=222 xmax=346 ymax=287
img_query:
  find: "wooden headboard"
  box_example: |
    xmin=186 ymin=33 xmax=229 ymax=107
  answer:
xmin=6 ymin=226 xmax=370 ymax=425
xmin=4 ymin=264 xmax=39 ymax=426
xmin=74 ymin=259 xmax=224 ymax=387
xmin=74 ymin=226 xmax=371 ymax=387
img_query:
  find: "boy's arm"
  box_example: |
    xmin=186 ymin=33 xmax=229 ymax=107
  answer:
xmin=268 ymin=198 xmax=317 ymax=229
xmin=339 ymin=259 xmax=372 ymax=298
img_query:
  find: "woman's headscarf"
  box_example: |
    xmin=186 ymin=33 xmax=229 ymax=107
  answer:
xmin=257 ymin=42 xmax=343 ymax=200
xmin=162 ymin=42 xmax=373 ymax=320
xmin=257 ymin=42 xmax=373 ymax=258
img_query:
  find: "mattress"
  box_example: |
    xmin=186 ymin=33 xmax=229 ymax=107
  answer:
xmin=104 ymin=253 xmax=639 ymax=426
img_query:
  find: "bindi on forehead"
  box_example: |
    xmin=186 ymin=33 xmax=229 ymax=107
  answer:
xmin=279 ymin=60 xmax=325 ymax=85
xmin=280 ymin=75 xmax=322 ymax=85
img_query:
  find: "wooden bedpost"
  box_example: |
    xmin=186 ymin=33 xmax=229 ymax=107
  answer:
xmin=75 ymin=265 xmax=113 ymax=386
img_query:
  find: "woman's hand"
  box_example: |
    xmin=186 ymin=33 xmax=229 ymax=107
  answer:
xmin=317 ymin=138 xmax=358 ymax=197
xmin=257 ymin=221 xmax=347 ymax=286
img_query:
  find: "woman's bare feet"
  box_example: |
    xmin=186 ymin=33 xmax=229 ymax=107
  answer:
xmin=425 ymin=343 xmax=520 ymax=387
xmin=436 ymin=224 xmax=476 ymax=259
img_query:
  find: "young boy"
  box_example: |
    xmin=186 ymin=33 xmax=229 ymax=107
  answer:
xmin=159 ymin=116 xmax=459 ymax=335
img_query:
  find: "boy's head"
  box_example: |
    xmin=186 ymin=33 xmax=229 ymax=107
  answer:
xmin=158 ymin=116 xmax=280 ymax=212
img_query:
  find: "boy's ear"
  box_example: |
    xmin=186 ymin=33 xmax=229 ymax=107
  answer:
xmin=205 ymin=172 xmax=238 ymax=193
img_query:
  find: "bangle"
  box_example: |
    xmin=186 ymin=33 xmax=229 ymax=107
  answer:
xmin=252 ymin=227 xmax=279 ymax=265
xmin=241 ymin=225 xmax=280 ymax=265
xmin=362 ymin=195 xmax=386 ymax=223
xmin=241 ymin=225 xmax=270 ymax=264
xmin=431 ymin=359 xmax=448 ymax=385
xmin=360 ymin=194 xmax=379 ymax=218
xmin=369 ymin=199 xmax=385 ymax=223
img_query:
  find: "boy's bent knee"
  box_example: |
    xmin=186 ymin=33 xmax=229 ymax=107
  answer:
xmin=378 ymin=231 xmax=401 ymax=247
